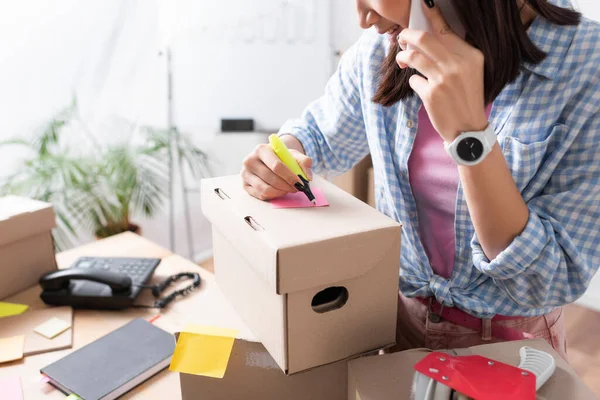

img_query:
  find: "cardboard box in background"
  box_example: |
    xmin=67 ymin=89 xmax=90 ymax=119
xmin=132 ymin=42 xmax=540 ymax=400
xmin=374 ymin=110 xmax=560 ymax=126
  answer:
xmin=202 ymin=175 xmax=401 ymax=374
xmin=348 ymin=339 xmax=597 ymax=400
xmin=367 ymin=167 xmax=375 ymax=208
xmin=0 ymin=196 xmax=57 ymax=299
xmin=179 ymin=338 xmax=348 ymax=400
xmin=331 ymin=156 xmax=372 ymax=204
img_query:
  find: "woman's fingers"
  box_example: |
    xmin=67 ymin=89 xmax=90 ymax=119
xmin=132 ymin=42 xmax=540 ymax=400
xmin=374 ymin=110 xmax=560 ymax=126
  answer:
xmin=241 ymin=143 xmax=315 ymax=201
xmin=396 ymin=49 xmax=440 ymax=79
xmin=397 ymin=29 xmax=448 ymax=63
xmin=256 ymin=144 xmax=302 ymax=188
xmin=408 ymin=74 xmax=431 ymax=101
xmin=242 ymin=172 xmax=289 ymax=201
xmin=292 ymin=149 xmax=313 ymax=180
xmin=252 ymin=160 xmax=296 ymax=193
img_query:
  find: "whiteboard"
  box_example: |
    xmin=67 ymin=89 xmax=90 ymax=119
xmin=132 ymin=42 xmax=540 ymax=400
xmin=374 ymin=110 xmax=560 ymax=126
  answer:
xmin=161 ymin=0 xmax=334 ymax=132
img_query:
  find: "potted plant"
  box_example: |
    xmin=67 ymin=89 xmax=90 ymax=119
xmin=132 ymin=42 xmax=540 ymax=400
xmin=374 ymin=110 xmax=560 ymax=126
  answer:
xmin=88 ymin=125 xmax=212 ymax=240
xmin=1 ymin=101 xmax=212 ymax=250
xmin=0 ymin=101 xmax=88 ymax=250
xmin=80 ymin=141 xmax=168 ymax=240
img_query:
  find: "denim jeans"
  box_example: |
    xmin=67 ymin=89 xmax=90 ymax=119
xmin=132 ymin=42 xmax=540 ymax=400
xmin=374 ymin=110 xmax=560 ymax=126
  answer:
xmin=393 ymin=291 xmax=568 ymax=361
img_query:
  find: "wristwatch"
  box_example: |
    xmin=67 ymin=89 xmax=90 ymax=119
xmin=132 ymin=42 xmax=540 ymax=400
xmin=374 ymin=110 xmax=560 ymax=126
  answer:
xmin=444 ymin=123 xmax=497 ymax=166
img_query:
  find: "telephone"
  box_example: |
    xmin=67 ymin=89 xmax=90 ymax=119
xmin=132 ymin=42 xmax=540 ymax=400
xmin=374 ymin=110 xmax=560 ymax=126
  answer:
xmin=408 ymin=0 xmax=466 ymax=46
xmin=39 ymin=257 xmax=161 ymax=310
xmin=40 ymin=257 xmax=201 ymax=310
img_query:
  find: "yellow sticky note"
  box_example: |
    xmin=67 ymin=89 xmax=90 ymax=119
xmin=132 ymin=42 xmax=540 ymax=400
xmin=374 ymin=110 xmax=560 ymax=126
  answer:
xmin=0 ymin=335 xmax=25 ymax=363
xmin=169 ymin=325 xmax=238 ymax=378
xmin=34 ymin=317 xmax=72 ymax=339
xmin=0 ymin=302 xmax=28 ymax=318
xmin=182 ymin=324 xmax=238 ymax=338
xmin=66 ymin=394 xmax=81 ymax=400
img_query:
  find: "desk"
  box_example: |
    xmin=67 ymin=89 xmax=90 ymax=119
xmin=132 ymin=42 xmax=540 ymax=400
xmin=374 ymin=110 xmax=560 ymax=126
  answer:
xmin=0 ymin=232 xmax=254 ymax=399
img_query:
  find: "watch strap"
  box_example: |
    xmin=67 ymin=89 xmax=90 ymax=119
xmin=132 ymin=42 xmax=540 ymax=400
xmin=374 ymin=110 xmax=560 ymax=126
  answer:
xmin=481 ymin=123 xmax=497 ymax=149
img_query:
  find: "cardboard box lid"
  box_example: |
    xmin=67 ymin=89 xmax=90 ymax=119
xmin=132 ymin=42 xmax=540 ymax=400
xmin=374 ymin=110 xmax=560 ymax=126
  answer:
xmin=0 ymin=196 xmax=56 ymax=247
xmin=201 ymin=175 xmax=401 ymax=294
xmin=348 ymin=339 xmax=597 ymax=400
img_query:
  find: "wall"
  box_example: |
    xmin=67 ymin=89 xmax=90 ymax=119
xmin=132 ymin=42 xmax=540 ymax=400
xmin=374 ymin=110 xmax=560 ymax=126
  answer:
xmin=0 ymin=0 xmax=362 ymax=260
xmin=164 ymin=0 xmax=335 ymax=132
xmin=331 ymin=0 xmax=363 ymax=55
xmin=575 ymin=0 xmax=600 ymax=21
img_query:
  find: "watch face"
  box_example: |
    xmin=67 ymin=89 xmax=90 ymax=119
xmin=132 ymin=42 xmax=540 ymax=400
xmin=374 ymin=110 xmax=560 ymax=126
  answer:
xmin=456 ymin=137 xmax=484 ymax=162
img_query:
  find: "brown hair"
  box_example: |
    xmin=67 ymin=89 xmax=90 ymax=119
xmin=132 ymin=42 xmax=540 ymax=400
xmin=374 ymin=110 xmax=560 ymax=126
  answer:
xmin=372 ymin=0 xmax=581 ymax=107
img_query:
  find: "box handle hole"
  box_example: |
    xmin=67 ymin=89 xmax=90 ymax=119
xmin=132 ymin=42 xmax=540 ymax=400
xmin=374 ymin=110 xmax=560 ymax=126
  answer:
xmin=244 ymin=216 xmax=264 ymax=232
xmin=311 ymin=286 xmax=348 ymax=314
xmin=214 ymin=188 xmax=230 ymax=200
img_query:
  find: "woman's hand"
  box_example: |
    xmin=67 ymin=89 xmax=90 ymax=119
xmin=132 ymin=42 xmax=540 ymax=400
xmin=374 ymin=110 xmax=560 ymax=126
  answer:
xmin=241 ymin=141 xmax=313 ymax=201
xmin=396 ymin=1 xmax=488 ymax=142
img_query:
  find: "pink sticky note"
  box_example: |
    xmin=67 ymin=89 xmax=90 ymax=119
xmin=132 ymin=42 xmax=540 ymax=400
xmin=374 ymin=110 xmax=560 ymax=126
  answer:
xmin=0 ymin=376 xmax=23 ymax=400
xmin=271 ymin=188 xmax=329 ymax=209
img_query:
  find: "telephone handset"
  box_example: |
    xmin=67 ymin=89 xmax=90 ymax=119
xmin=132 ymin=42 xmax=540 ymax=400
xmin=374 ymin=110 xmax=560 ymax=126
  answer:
xmin=40 ymin=269 xmax=132 ymax=293
xmin=408 ymin=0 xmax=466 ymax=49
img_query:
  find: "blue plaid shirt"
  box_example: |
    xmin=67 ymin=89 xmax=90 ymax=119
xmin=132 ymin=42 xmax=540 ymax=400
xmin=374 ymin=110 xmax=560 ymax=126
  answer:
xmin=281 ymin=2 xmax=600 ymax=318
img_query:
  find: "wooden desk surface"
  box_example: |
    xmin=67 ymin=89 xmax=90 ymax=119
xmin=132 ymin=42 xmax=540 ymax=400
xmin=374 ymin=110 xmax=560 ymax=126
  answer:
xmin=0 ymin=232 xmax=254 ymax=399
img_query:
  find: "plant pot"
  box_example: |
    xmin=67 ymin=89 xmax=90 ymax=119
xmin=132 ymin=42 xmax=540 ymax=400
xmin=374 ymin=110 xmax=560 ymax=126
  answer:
xmin=95 ymin=222 xmax=141 ymax=240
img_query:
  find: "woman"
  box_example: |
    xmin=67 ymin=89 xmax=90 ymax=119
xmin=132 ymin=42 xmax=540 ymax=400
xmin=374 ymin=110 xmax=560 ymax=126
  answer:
xmin=241 ymin=0 xmax=600 ymax=360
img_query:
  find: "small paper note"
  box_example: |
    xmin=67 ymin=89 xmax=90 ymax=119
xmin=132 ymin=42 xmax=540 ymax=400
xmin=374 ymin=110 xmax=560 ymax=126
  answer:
xmin=0 ymin=302 xmax=28 ymax=319
xmin=66 ymin=394 xmax=82 ymax=400
xmin=169 ymin=324 xmax=238 ymax=378
xmin=0 ymin=376 xmax=23 ymax=400
xmin=271 ymin=188 xmax=329 ymax=209
xmin=34 ymin=317 xmax=72 ymax=339
xmin=0 ymin=335 xmax=25 ymax=364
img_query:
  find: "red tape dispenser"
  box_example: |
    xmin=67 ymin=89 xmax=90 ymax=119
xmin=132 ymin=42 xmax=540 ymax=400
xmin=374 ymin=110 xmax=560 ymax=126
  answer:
xmin=412 ymin=346 xmax=556 ymax=400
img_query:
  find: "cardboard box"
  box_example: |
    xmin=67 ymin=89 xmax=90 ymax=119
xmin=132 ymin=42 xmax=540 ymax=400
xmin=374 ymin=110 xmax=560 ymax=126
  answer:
xmin=367 ymin=167 xmax=375 ymax=208
xmin=0 ymin=196 xmax=57 ymax=299
xmin=348 ymin=339 xmax=597 ymax=400
xmin=331 ymin=156 xmax=372 ymax=203
xmin=179 ymin=338 xmax=348 ymax=400
xmin=201 ymin=175 xmax=401 ymax=374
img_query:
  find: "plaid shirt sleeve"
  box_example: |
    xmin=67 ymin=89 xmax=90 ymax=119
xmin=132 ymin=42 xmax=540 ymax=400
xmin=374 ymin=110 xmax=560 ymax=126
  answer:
xmin=278 ymin=40 xmax=370 ymax=175
xmin=471 ymin=112 xmax=600 ymax=308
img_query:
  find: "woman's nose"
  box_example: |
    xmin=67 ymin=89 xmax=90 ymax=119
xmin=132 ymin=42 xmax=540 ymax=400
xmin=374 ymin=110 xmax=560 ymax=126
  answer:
xmin=358 ymin=9 xmax=380 ymax=30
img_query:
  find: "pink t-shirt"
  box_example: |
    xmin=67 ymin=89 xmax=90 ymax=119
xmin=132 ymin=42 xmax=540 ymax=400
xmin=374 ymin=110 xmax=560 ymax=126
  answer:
xmin=408 ymin=105 xmax=492 ymax=279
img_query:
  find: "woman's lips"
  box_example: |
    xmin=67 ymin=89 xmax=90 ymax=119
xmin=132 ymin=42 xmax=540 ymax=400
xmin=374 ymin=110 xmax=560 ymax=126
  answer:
xmin=387 ymin=26 xmax=403 ymax=42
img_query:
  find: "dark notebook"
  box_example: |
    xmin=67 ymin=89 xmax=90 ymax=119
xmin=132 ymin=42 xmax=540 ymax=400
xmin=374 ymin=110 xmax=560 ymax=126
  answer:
xmin=41 ymin=318 xmax=175 ymax=400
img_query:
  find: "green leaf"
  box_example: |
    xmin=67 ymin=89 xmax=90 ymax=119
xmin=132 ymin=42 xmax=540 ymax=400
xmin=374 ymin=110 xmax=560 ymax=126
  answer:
xmin=0 ymin=138 xmax=33 ymax=148
xmin=5 ymin=102 xmax=211 ymax=243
